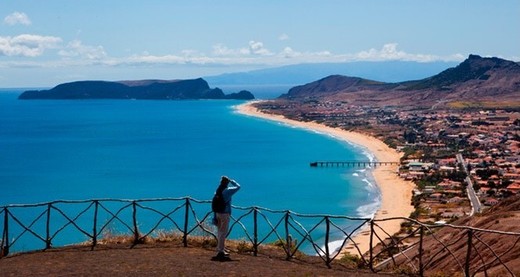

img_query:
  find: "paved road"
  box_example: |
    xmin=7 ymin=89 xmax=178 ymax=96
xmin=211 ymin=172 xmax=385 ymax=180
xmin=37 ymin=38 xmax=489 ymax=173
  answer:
xmin=456 ymin=153 xmax=482 ymax=215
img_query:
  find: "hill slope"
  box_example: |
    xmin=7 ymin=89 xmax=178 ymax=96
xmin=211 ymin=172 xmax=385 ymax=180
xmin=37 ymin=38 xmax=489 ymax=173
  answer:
xmin=391 ymin=196 xmax=520 ymax=276
xmin=279 ymin=55 xmax=520 ymax=109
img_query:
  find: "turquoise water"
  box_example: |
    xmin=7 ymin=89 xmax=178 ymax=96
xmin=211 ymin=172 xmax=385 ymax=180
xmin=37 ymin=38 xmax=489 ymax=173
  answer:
xmin=0 ymin=90 xmax=379 ymax=252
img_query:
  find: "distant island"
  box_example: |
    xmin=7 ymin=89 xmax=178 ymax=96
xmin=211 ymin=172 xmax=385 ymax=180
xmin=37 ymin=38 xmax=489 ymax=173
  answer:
xmin=18 ymin=78 xmax=255 ymax=100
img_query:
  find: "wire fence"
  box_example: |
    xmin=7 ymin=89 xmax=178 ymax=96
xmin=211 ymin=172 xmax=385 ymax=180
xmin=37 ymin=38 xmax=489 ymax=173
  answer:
xmin=1 ymin=197 xmax=519 ymax=276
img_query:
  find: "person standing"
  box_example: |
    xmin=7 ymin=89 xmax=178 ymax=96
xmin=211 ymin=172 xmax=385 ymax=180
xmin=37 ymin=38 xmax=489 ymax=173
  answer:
xmin=213 ymin=176 xmax=240 ymax=259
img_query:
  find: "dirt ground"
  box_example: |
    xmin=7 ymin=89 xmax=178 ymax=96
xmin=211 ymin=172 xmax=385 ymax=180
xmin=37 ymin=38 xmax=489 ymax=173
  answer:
xmin=0 ymin=242 xmax=397 ymax=277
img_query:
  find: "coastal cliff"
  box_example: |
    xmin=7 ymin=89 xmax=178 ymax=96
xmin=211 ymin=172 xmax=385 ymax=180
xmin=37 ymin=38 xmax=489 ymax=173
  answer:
xmin=18 ymin=78 xmax=255 ymax=100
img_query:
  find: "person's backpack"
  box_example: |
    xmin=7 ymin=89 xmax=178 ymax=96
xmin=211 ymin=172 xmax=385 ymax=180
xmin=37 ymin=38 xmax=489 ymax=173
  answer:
xmin=211 ymin=191 xmax=226 ymax=213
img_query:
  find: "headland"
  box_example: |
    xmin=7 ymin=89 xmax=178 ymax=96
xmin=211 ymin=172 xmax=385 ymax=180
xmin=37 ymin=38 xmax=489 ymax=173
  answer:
xmin=236 ymin=100 xmax=415 ymax=256
xmin=18 ymin=78 xmax=255 ymax=100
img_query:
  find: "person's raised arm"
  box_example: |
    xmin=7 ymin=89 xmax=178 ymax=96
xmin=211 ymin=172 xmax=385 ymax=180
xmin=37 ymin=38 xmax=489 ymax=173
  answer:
xmin=229 ymin=179 xmax=241 ymax=191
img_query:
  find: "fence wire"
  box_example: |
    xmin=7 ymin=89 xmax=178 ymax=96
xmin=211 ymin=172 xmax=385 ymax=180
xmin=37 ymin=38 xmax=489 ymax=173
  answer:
xmin=1 ymin=198 xmax=519 ymax=276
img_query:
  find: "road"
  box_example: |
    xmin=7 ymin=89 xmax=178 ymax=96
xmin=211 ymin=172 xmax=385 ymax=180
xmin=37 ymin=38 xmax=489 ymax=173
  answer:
xmin=456 ymin=153 xmax=482 ymax=215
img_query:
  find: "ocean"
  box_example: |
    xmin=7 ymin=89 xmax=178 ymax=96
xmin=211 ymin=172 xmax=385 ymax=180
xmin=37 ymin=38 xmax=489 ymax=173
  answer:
xmin=0 ymin=88 xmax=380 ymax=252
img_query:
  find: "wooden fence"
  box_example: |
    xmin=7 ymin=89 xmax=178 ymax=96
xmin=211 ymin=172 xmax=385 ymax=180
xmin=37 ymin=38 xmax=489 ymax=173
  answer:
xmin=1 ymin=197 xmax=519 ymax=276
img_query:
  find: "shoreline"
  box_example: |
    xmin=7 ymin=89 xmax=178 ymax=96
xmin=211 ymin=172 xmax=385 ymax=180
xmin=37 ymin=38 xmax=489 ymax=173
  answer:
xmin=235 ymin=101 xmax=415 ymax=256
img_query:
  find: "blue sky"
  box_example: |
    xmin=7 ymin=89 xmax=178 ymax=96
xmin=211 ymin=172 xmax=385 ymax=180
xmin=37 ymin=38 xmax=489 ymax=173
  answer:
xmin=1 ymin=0 xmax=519 ymax=87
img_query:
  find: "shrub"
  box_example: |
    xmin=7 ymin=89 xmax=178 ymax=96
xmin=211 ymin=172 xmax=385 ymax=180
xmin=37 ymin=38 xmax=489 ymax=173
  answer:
xmin=339 ymin=252 xmax=365 ymax=269
xmin=236 ymin=240 xmax=254 ymax=254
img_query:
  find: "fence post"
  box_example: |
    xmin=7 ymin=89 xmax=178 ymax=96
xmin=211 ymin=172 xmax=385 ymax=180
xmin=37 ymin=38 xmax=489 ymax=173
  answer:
xmin=132 ymin=201 xmax=140 ymax=245
xmin=369 ymin=220 xmax=374 ymax=272
xmin=183 ymin=198 xmax=190 ymax=247
xmin=1 ymin=207 xmax=9 ymax=257
xmin=465 ymin=229 xmax=473 ymax=277
xmin=325 ymin=216 xmax=331 ymax=268
xmin=284 ymin=211 xmax=290 ymax=260
xmin=92 ymin=200 xmax=99 ymax=250
xmin=46 ymin=203 xmax=52 ymax=249
xmin=253 ymin=207 xmax=258 ymax=256
xmin=418 ymin=226 xmax=424 ymax=277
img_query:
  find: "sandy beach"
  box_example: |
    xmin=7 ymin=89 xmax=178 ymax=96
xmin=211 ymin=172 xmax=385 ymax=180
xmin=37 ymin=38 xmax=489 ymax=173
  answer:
xmin=235 ymin=101 xmax=415 ymax=256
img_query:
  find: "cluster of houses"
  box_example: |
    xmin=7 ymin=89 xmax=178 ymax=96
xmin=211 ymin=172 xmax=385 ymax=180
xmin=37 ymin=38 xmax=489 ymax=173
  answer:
xmin=399 ymin=160 xmax=471 ymax=222
xmin=392 ymin=109 xmax=519 ymax=222
xmin=467 ymin=147 xmax=520 ymax=204
xmin=256 ymin=100 xmax=519 ymax=222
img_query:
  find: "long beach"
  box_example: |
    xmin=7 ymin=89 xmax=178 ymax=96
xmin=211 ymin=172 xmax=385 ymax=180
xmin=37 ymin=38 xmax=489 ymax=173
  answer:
xmin=235 ymin=101 xmax=415 ymax=256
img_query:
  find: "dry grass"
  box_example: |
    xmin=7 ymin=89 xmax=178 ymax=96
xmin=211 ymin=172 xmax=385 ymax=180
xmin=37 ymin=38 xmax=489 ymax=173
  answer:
xmin=77 ymin=229 xmax=375 ymax=272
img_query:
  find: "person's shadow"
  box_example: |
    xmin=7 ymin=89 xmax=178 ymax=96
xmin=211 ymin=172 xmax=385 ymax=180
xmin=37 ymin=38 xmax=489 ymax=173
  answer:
xmin=211 ymin=255 xmax=235 ymax=262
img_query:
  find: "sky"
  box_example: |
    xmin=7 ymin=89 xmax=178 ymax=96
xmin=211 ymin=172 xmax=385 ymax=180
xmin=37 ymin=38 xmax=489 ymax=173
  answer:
xmin=1 ymin=0 xmax=519 ymax=87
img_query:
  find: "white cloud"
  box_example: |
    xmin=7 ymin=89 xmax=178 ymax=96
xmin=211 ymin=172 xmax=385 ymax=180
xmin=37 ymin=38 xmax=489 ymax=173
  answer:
xmin=212 ymin=43 xmax=249 ymax=56
xmin=4 ymin=12 xmax=32 ymax=26
xmin=180 ymin=49 xmax=200 ymax=56
xmin=121 ymin=52 xmax=248 ymax=66
xmin=0 ymin=34 xmax=62 ymax=57
xmin=281 ymin=47 xmax=300 ymax=58
xmin=0 ymin=38 xmax=466 ymax=70
xmin=448 ymin=53 xmax=467 ymax=61
xmin=58 ymin=40 xmax=107 ymax=60
xmin=124 ymin=54 xmax=187 ymax=64
xmin=353 ymin=43 xmax=443 ymax=62
xmin=278 ymin=33 xmax=290 ymax=41
xmin=212 ymin=41 xmax=273 ymax=57
xmin=205 ymin=42 xmax=459 ymax=65
xmin=248 ymin=41 xmax=272 ymax=56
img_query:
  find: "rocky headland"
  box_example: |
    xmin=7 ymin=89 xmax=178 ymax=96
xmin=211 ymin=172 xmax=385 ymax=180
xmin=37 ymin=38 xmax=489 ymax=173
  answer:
xmin=18 ymin=78 xmax=255 ymax=100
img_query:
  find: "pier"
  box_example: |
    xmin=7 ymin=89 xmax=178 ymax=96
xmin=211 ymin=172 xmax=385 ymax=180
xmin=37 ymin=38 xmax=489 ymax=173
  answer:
xmin=309 ymin=161 xmax=399 ymax=167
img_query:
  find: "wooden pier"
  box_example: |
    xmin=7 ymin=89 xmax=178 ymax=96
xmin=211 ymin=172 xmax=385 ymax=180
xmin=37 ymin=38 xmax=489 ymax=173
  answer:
xmin=310 ymin=161 xmax=399 ymax=167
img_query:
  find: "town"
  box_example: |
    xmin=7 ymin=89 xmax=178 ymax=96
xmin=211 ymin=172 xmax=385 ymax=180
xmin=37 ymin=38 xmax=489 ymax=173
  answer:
xmin=254 ymin=100 xmax=520 ymax=224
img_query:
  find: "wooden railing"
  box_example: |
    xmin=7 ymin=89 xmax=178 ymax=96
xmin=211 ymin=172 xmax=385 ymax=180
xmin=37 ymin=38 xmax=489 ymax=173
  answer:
xmin=1 ymin=197 xmax=519 ymax=276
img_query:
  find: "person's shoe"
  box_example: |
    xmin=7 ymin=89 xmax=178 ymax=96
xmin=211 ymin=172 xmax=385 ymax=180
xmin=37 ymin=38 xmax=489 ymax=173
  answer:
xmin=213 ymin=251 xmax=231 ymax=261
xmin=216 ymin=251 xmax=229 ymax=258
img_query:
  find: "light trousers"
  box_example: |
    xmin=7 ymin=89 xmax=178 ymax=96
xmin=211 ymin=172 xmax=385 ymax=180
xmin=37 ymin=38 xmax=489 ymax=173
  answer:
xmin=216 ymin=213 xmax=230 ymax=253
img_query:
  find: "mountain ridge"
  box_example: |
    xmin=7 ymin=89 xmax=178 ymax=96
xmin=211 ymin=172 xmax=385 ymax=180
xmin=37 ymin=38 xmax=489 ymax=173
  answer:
xmin=205 ymin=60 xmax=458 ymax=86
xmin=279 ymin=55 xmax=520 ymax=108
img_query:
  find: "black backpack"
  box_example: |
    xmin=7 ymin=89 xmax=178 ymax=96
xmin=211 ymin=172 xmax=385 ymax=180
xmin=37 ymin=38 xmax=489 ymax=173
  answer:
xmin=211 ymin=191 xmax=226 ymax=213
